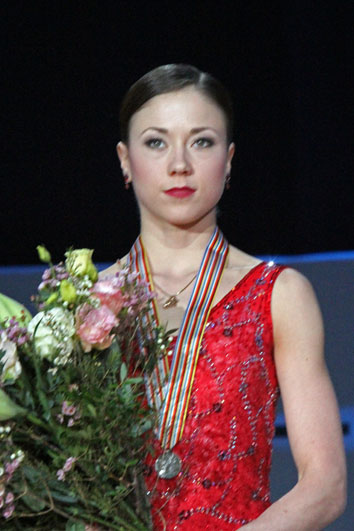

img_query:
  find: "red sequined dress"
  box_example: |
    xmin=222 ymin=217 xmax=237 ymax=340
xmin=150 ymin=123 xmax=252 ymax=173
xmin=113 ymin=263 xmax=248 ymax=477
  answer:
xmin=144 ymin=261 xmax=285 ymax=530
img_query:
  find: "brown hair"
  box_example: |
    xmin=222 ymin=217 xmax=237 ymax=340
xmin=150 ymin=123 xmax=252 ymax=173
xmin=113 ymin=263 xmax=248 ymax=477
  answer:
xmin=119 ymin=64 xmax=234 ymax=143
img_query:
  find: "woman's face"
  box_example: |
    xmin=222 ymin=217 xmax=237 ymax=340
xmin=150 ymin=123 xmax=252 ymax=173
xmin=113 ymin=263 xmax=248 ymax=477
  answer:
xmin=117 ymin=87 xmax=234 ymax=229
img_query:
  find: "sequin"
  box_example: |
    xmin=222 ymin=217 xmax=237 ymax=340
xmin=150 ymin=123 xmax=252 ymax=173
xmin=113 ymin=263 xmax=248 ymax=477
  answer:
xmin=145 ymin=262 xmax=285 ymax=530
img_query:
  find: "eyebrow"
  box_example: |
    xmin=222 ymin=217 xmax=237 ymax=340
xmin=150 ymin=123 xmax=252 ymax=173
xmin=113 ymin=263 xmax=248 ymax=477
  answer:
xmin=140 ymin=126 xmax=218 ymax=136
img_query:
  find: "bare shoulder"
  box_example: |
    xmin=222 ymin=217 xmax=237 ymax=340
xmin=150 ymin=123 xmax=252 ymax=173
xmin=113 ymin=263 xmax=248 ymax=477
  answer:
xmin=272 ymin=267 xmax=320 ymax=313
xmin=271 ymin=267 xmax=324 ymax=355
xmin=99 ymin=255 xmax=129 ymax=278
xmin=215 ymin=245 xmax=261 ymax=297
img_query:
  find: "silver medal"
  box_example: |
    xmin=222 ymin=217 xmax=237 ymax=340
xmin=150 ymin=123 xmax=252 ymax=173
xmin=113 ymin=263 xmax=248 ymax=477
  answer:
xmin=155 ymin=451 xmax=182 ymax=479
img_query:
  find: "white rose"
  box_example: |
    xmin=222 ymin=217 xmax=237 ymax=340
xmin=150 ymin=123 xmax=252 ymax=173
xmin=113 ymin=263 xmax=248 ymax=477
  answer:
xmin=0 ymin=332 xmax=22 ymax=382
xmin=27 ymin=307 xmax=75 ymax=362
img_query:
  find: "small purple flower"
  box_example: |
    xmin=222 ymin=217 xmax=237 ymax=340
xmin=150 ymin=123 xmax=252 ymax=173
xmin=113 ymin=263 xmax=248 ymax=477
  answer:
xmin=17 ymin=335 xmax=28 ymax=346
xmin=127 ymin=272 xmax=139 ymax=282
xmin=3 ymin=504 xmax=15 ymax=519
xmin=67 ymin=410 xmax=81 ymax=427
xmin=128 ymin=295 xmax=139 ymax=305
xmin=5 ymin=492 xmax=14 ymax=504
xmin=5 ymin=459 xmax=20 ymax=479
xmin=56 ymin=272 xmax=69 ymax=280
xmin=63 ymin=457 xmax=77 ymax=472
xmin=57 ymin=469 xmax=65 ymax=481
xmin=5 ymin=319 xmax=30 ymax=346
xmin=61 ymin=401 xmax=76 ymax=416
xmin=5 ymin=462 xmax=17 ymax=481
xmin=42 ymin=268 xmax=51 ymax=281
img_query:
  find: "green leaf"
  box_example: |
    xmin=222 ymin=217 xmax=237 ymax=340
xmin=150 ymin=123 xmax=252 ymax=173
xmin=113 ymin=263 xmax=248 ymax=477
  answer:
xmin=51 ymin=490 xmax=78 ymax=503
xmin=107 ymin=340 xmax=121 ymax=361
xmin=21 ymin=493 xmax=47 ymax=512
xmin=126 ymin=458 xmax=138 ymax=466
xmin=65 ymin=521 xmax=86 ymax=531
xmin=124 ymin=377 xmax=143 ymax=384
xmin=0 ymin=388 xmax=26 ymax=420
xmin=24 ymin=389 xmax=35 ymax=408
xmin=120 ymin=362 xmax=127 ymax=382
xmin=22 ymin=465 xmax=43 ymax=482
xmin=0 ymin=292 xmax=32 ymax=323
xmin=120 ymin=383 xmax=132 ymax=403
xmin=87 ymin=403 xmax=97 ymax=417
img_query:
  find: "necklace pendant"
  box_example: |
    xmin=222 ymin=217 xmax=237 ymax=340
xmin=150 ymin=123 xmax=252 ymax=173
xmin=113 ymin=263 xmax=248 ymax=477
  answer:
xmin=163 ymin=295 xmax=178 ymax=309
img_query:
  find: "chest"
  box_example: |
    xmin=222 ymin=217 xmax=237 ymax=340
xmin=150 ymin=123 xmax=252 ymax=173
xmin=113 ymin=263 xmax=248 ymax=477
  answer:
xmin=166 ymin=278 xmax=278 ymax=409
xmin=155 ymin=264 xmax=262 ymax=332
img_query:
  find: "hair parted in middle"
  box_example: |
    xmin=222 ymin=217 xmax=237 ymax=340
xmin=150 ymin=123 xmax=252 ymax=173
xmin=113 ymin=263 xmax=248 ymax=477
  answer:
xmin=119 ymin=64 xmax=234 ymax=144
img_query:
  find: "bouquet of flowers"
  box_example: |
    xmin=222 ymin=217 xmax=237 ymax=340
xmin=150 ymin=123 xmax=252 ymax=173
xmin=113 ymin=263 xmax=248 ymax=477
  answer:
xmin=0 ymin=247 xmax=170 ymax=530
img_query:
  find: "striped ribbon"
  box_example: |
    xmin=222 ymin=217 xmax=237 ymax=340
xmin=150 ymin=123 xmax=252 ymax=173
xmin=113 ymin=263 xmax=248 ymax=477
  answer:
xmin=127 ymin=227 xmax=229 ymax=448
xmin=128 ymin=238 xmax=169 ymax=410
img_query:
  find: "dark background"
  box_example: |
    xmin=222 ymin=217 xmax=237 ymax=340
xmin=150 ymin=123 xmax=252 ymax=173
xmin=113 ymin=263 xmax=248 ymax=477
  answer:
xmin=2 ymin=1 xmax=353 ymax=266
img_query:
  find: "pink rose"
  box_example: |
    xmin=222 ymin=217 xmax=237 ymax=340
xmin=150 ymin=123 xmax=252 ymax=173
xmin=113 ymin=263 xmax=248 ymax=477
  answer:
xmin=91 ymin=278 xmax=124 ymax=315
xmin=75 ymin=304 xmax=118 ymax=353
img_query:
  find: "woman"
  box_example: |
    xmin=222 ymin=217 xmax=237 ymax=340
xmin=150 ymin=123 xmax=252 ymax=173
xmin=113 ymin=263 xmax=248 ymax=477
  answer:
xmin=106 ymin=64 xmax=346 ymax=530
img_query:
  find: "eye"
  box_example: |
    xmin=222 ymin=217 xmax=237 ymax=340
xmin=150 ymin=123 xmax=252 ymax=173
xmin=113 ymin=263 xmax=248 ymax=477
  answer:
xmin=193 ymin=137 xmax=215 ymax=148
xmin=144 ymin=138 xmax=166 ymax=149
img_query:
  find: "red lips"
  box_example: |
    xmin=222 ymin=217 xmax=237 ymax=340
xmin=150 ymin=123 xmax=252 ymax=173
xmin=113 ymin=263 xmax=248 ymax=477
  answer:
xmin=164 ymin=187 xmax=195 ymax=198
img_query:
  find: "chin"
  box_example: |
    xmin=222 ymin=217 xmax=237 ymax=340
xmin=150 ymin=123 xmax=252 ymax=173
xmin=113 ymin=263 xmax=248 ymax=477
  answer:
xmin=165 ymin=210 xmax=217 ymax=230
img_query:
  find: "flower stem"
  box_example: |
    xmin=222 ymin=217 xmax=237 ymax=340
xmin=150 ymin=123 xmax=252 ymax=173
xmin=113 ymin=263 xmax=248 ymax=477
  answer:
xmin=79 ymin=511 xmax=148 ymax=530
xmin=26 ymin=412 xmax=52 ymax=432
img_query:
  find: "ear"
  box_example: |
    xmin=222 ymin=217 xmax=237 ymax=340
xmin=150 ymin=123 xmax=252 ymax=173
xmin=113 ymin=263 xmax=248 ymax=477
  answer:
xmin=116 ymin=141 xmax=132 ymax=182
xmin=226 ymin=142 xmax=235 ymax=176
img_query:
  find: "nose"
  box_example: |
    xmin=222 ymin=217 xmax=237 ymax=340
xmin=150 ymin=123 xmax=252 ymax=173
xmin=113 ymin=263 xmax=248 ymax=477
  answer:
xmin=168 ymin=145 xmax=192 ymax=176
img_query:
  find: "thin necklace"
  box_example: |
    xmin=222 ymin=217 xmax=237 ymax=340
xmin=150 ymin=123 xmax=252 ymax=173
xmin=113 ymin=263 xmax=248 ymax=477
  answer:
xmin=153 ymin=274 xmax=197 ymax=309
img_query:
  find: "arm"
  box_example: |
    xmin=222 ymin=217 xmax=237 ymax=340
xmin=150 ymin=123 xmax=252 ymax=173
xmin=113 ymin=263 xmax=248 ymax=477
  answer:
xmin=242 ymin=268 xmax=346 ymax=530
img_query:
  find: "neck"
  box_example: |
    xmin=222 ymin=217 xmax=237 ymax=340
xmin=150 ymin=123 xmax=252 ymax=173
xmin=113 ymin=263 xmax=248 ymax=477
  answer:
xmin=140 ymin=219 xmax=217 ymax=277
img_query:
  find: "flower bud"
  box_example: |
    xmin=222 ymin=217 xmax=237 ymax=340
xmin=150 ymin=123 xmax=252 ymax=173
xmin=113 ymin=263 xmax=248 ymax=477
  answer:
xmin=87 ymin=261 xmax=98 ymax=283
xmin=0 ymin=388 xmax=26 ymax=420
xmin=60 ymin=280 xmax=77 ymax=303
xmin=65 ymin=249 xmax=98 ymax=281
xmin=45 ymin=292 xmax=59 ymax=306
xmin=36 ymin=245 xmax=52 ymax=263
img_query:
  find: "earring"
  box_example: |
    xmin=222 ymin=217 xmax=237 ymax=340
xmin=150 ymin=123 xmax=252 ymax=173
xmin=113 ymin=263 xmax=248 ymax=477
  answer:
xmin=225 ymin=174 xmax=231 ymax=190
xmin=123 ymin=172 xmax=130 ymax=190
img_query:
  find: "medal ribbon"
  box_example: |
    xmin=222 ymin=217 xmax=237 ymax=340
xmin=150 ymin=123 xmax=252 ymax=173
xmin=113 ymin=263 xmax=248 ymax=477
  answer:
xmin=128 ymin=238 xmax=169 ymax=410
xmin=127 ymin=227 xmax=229 ymax=448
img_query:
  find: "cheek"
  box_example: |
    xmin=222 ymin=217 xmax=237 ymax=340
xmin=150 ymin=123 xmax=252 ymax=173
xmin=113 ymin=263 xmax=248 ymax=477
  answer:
xmin=199 ymin=155 xmax=228 ymax=182
xmin=129 ymin=150 xmax=163 ymax=181
xmin=129 ymin=159 xmax=153 ymax=182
